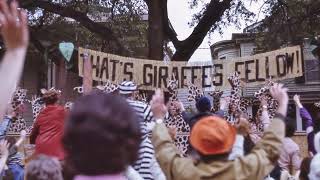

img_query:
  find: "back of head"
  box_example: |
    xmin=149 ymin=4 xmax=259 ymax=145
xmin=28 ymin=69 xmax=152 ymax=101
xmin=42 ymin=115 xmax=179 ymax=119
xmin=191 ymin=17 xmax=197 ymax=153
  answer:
xmin=190 ymin=116 xmax=236 ymax=156
xmin=63 ymin=92 xmax=141 ymax=176
xmin=300 ymin=157 xmax=312 ymax=180
xmin=309 ymin=154 xmax=320 ymax=180
xmin=118 ymin=81 xmax=137 ymax=96
xmin=285 ymin=117 xmax=296 ymax=137
xmin=196 ymin=96 xmax=212 ymax=113
xmin=26 ymin=155 xmax=63 ymax=180
xmin=42 ymin=90 xmax=60 ymax=105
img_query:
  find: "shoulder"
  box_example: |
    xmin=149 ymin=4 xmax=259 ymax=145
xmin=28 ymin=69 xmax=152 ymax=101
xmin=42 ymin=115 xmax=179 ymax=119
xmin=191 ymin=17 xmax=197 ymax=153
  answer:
xmin=284 ymin=138 xmax=300 ymax=151
xmin=127 ymin=100 xmax=149 ymax=109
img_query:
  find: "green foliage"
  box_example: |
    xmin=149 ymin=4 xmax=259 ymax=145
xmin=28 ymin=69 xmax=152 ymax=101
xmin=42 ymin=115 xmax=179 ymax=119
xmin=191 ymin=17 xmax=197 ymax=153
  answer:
xmin=255 ymin=0 xmax=320 ymax=51
xmin=25 ymin=0 xmax=148 ymax=57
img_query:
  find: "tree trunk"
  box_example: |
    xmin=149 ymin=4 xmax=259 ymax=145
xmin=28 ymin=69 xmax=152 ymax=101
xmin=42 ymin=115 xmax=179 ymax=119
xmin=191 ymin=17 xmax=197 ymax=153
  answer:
xmin=147 ymin=0 xmax=165 ymax=60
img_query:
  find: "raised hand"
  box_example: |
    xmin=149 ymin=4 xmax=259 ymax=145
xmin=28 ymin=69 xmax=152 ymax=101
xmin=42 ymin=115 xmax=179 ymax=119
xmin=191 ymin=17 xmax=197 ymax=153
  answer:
xmin=235 ymin=116 xmax=250 ymax=136
xmin=270 ymin=84 xmax=288 ymax=116
xmin=0 ymin=0 xmax=29 ymax=50
xmin=151 ymin=89 xmax=168 ymax=119
xmin=259 ymin=95 xmax=268 ymax=107
xmin=220 ymin=97 xmax=230 ymax=111
xmin=293 ymin=94 xmax=303 ymax=108
xmin=0 ymin=140 xmax=9 ymax=158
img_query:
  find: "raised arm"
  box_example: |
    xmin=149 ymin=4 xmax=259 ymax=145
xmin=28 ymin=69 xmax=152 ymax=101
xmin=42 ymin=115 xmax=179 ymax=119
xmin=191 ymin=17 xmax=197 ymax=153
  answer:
xmin=260 ymin=96 xmax=271 ymax=130
xmin=294 ymin=95 xmax=313 ymax=133
xmin=294 ymin=94 xmax=316 ymax=155
xmin=215 ymin=97 xmax=229 ymax=118
xmin=151 ymin=90 xmax=198 ymax=180
xmin=233 ymin=84 xmax=288 ymax=179
xmin=0 ymin=1 xmax=29 ymax=120
xmin=0 ymin=140 xmax=10 ymax=173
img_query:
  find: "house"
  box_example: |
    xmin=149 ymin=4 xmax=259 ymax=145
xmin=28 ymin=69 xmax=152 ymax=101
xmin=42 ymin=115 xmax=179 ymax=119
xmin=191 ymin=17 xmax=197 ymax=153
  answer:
xmin=210 ymin=32 xmax=320 ymax=156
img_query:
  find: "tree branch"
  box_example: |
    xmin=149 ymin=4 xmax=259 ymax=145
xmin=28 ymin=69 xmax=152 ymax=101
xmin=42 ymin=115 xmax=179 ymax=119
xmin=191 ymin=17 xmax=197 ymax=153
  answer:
xmin=22 ymin=0 xmax=129 ymax=55
xmin=170 ymin=0 xmax=233 ymax=61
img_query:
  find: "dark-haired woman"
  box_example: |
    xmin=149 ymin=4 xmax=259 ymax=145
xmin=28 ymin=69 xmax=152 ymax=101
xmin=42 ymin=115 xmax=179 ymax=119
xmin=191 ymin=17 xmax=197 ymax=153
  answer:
xmin=30 ymin=89 xmax=66 ymax=160
xmin=63 ymin=92 xmax=142 ymax=179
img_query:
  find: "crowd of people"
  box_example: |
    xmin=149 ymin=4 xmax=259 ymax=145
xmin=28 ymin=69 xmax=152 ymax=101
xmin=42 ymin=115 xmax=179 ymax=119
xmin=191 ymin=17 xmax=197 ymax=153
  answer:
xmin=0 ymin=1 xmax=319 ymax=180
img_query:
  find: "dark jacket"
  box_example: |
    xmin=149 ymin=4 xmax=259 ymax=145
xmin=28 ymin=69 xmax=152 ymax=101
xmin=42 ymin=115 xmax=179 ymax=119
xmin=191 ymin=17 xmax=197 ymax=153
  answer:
xmin=181 ymin=110 xmax=225 ymax=129
xmin=30 ymin=105 xmax=66 ymax=160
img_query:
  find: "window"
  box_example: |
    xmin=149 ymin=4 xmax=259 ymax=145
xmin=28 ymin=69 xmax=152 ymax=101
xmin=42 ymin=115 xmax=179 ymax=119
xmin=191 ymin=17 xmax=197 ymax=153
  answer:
xmin=305 ymin=60 xmax=320 ymax=82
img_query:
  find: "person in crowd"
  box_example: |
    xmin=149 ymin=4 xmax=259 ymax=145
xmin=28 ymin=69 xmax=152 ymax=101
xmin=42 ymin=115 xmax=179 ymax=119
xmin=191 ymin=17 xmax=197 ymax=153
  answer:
xmin=278 ymin=117 xmax=302 ymax=174
xmin=294 ymin=94 xmax=317 ymax=155
xmin=177 ymin=96 xmax=227 ymax=128
xmin=308 ymin=132 xmax=320 ymax=180
xmin=249 ymin=95 xmax=271 ymax=144
xmin=3 ymin=130 xmax=27 ymax=180
xmin=25 ymin=155 xmax=63 ymax=180
xmin=118 ymin=81 xmax=165 ymax=180
xmin=0 ymin=140 xmax=10 ymax=174
xmin=150 ymin=84 xmax=288 ymax=179
xmin=62 ymin=92 xmax=141 ymax=180
xmin=0 ymin=107 xmax=26 ymax=180
xmin=299 ymin=157 xmax=312 ymax=180
xmin=0 ymin=106 xmax=17 ymax=139
xmin=30 ymin=89 xmax=66 ymax=160
xmin=228 ymin=116 xmax=250 ymax=160
xmin=0 ymin=0 xmax=29 ymax=121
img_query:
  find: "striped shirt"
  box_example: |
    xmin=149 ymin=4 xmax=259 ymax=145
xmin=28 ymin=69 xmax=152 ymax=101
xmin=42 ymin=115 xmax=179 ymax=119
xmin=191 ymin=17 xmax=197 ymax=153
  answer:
xmin=133 ymin=136 xmax=155 ymax=180
xmin=126 ymin=99 xmax=163 ymax=180
xmin=127 ymin=100 xmax=153 ymax=123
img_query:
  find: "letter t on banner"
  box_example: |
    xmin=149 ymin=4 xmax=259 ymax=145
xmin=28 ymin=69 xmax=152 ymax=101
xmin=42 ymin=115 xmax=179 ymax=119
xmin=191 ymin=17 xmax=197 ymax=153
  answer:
xmin=83 ymin=50 xmax=93 ymax=94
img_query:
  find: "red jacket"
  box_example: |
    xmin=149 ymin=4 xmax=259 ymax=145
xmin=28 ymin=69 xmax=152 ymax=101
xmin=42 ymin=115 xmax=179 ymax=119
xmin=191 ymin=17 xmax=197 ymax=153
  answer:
xmin=30 ymin=105 xmax=66 ymax=160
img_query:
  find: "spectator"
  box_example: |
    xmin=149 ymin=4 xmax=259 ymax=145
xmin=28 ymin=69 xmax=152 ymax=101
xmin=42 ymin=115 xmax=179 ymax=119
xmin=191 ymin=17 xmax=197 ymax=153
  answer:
xmin=0 ymin=140 xmax=10 ymax=174
xmin=0 ymin=107 xmax=17 ymax=139
xmin=228 ymin=114 xmax=250 ymax=160
xmin=177 ymin=96 xmax=228 ymax=129
xmin=63 ymin=93 xmax=141 ymax=179
xmin=0 ymin=0 xmax=29 ymax=120
xmin=299 ymin=157 xmax=312 ymax=180
xmin=30 ymin=89 xmax=66 ymax=160
xmin=278 ymin=118 xmax=302 ymax=174
xmin=308 ymin=154 xmax=320 ymax=180
xmin=4 ymin=131 xmax=26 ymax=180
xmin=308 ymin=132 xmax=320 ymax=180
xmin=26 ymin=155 xmax=63 ymax=180
xmin=294 ymin=94 xmax=316 ymax=155
xmin=150 ymin=84 xmax=288 ymax=180
xmin=118 ymin=81 xmax=165 ymax=180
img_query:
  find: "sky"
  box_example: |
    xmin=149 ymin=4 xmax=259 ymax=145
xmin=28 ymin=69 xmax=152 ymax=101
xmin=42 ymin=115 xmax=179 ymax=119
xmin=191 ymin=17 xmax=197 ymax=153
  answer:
xmin=167 ymin=0 xmax=266 ymax=62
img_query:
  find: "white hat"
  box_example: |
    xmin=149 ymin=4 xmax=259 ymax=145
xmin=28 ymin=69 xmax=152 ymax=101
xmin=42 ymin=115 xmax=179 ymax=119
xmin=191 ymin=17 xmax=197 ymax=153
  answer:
xmin=118 ymin=81 xmax=137 ymax=95
xmin=309 ymin=154 xmax=320 ymax=180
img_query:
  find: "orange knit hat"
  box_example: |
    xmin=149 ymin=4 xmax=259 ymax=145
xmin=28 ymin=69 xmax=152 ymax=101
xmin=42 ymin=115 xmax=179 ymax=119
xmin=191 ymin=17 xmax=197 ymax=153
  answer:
xmin=190 ymin=116 xmax=236 ymax=155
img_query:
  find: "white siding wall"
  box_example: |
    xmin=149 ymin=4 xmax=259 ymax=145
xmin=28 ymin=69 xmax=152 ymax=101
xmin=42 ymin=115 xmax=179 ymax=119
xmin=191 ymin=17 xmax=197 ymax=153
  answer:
xmin=240 ymin=43 xmax=256 ymax=57
xmin=217 ymin=48 xmax=240 ymax=60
